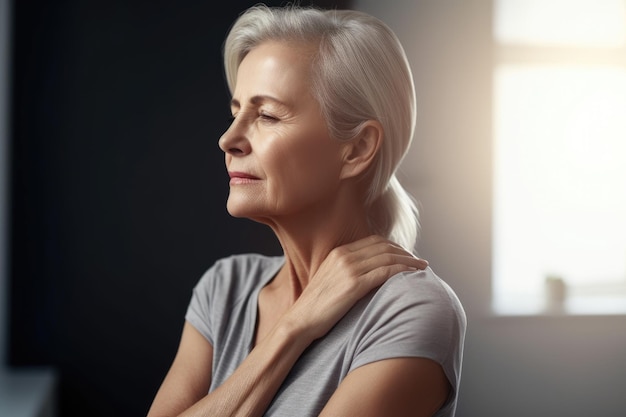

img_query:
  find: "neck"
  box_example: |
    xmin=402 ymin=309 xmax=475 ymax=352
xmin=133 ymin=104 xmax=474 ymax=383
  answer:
xmin=264 ymin=198 xmax=371 ymax=302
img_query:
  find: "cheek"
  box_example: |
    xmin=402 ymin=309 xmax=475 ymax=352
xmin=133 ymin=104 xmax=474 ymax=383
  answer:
xmin=273 ymin=137 xmax=342 ymax=194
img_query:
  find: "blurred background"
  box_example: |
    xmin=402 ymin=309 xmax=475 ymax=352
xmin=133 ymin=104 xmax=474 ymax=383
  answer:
xmin=1 ymin=0 xmax=625 ymax=416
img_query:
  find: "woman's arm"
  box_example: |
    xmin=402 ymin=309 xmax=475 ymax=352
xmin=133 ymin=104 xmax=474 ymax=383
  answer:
xmin=147 ymin=322 xmax=214 ymax=416
xmin=147 ymin=296 xmax=316 ymax=417
xmin=176 ymin=314 xmax=310 ymax=417
xmin=148 ymin=235 xmax=428 ymax=417
xmin=319 ymin=357 xmax=450 ymax=417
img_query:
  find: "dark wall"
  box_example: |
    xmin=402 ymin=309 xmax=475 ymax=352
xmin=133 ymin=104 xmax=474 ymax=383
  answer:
xmin=8 ymin=0 xmax=349 ymax=415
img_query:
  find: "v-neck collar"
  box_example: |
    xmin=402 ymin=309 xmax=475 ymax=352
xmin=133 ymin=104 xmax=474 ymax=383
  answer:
xmin=245 ymin=255 xmax=285 ymax=353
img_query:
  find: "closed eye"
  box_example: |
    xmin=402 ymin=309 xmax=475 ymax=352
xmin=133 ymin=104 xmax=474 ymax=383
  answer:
xmin=259 ymin=112 xmax=279 ymax=123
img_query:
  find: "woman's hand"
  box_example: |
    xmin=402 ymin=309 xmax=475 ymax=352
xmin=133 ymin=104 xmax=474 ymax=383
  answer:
xmin=284 ymin=235 xmax=428 ymax=341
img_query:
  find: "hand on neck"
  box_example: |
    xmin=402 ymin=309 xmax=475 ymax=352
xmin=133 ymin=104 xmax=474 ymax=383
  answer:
xmin=268 ymin=204 xmax=372 ymax=300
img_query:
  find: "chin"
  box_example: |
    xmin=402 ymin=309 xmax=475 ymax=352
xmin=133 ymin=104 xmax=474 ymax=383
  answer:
xmin=226 ymin=205 xmax=250 ymax=219
xmin=226 ymin=199 xmax=283 ymax=228
xmin=227 ymin=199 xmax=263 ymax=219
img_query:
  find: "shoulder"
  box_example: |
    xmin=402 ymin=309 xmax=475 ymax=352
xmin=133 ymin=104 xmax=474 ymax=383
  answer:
xmin=206 ymin=253 xmax=284 ymax=278
xmin=185 ymin=253 xmax=283 ymax=338
xmin=380 ymin=267 xmax=464 ymax=312
xmin=192 ymin=253 xmax=284 ymax=301
xmin=199 ymin=253 xmax=284 ymax=281
xmin=349 ymin=267 xmax=466 ymax=405
xmin=378 ymin=267 xmax=466 ymax=323
xmin=354 ymin=267 xmax=466 ymax=363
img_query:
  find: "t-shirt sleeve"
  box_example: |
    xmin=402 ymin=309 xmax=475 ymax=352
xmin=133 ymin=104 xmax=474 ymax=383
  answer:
xmin=182 ymin=254 xmax=282 ymax=350
xmin=349 ymin=269 xmax=466 ymax=393
xmin=185 ymin=264 xmax=218 ymax=346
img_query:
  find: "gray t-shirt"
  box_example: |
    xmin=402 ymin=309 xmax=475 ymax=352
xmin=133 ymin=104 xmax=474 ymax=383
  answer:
xmin=185 ymin=253 xmax=466 ymax=416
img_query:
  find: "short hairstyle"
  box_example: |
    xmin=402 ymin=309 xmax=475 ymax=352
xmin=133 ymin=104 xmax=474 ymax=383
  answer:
xmin=223 ymin=4 xmax=420 ymax=251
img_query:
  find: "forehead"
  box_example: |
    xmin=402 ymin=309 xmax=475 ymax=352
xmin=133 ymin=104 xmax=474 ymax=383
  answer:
xmin=241 ymin=39 xmax=318 ymax=73
xmin=232 ymin=41 xmax=318 ymax=104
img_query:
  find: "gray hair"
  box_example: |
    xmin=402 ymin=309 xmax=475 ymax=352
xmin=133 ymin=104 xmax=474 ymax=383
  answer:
xmin=223 ymin=4 xmax=419 ymax=252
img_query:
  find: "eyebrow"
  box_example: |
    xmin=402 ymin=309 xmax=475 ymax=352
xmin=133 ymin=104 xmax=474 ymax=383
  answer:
xmin=230 ymin=95 xmax=289 ymax=109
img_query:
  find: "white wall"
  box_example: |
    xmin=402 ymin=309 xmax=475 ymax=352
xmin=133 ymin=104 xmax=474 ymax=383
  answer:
xmin=352 ymin=1 xmax=626 ymax=416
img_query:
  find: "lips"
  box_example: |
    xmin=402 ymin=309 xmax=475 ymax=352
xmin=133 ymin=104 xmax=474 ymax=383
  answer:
xmin=228 ymin=171 xmax=260 ymax=180
xmin=228 ymin=171 xmax=261 ymax=185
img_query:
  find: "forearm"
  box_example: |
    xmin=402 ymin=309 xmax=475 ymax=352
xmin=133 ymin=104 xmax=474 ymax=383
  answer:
xmin=178 ymin=318 xmax=312 ymax=417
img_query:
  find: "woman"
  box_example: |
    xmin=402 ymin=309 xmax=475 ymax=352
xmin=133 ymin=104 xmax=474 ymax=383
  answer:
xmin=148 ymin=4 xmax=466 ymax=417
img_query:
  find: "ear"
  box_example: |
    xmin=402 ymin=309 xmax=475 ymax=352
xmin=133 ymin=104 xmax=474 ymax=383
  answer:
xmin=340 ymin=120 xmax=383 ymax=180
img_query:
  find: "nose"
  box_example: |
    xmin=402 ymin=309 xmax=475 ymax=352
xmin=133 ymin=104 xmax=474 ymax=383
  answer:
xmin=218 ymin=117 xmax=251 ymax=156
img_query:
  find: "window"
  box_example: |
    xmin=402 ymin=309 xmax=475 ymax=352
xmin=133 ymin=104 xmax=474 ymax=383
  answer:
xmin=492 ymin=0 xmax=626 ymax=315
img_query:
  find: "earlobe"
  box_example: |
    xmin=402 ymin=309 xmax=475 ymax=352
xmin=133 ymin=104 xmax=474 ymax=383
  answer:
xmin=340 ymin=120 xmax=383 ymax=180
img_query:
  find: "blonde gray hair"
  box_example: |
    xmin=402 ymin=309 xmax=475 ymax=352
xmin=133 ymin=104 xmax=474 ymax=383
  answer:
xmin=223 ymin=4 xmax=419 ymax=251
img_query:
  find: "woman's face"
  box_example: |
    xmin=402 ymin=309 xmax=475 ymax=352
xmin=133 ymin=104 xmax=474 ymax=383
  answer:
xmin=219 ymin=41 xmax=346 ymax=224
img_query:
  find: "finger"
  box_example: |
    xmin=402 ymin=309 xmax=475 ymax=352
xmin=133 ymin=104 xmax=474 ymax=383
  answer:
xmin=341 ymin=234 xmax=389 ymax=252
xmin=332 ymin=236 xmax=428 ymax=277
xmin=360 ymin=251 xmax=428 ymax=272
xmin=342 ymin=236 xmax=412 ymax=262
xmin=357 ymin=263 xmax=421 ymax=293
xmin=348 ymin=238 xmax=428 ymax=267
